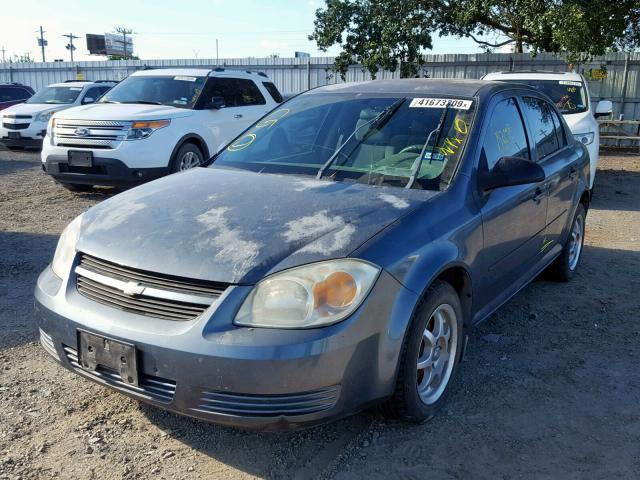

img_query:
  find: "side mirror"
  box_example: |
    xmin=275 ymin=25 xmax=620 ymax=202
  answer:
xmin=479 ymin=156 xmax=545 ymax=192
xmin=206 ymin=96 xmax=226 ymax=109
xmin=82 ymin=97 xmax=95 ymax=105
xmin=594 ymin=100 xmax=613 ymax=118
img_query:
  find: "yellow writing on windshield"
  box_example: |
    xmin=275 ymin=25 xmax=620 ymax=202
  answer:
xmin=227 ymin=133 xmax=257 ymax=151
xmin=255 ymin=108 xmax=290 ymax=129
xmin=438 ymin=118 xmax=469 ymax=156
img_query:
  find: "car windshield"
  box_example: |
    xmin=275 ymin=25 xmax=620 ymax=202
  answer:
xmin=100 ymin=75 xmax=206 ymax=108
xmin=212 ymin=93 xmax=476 ymax=191
xmin=508 ymin=79 xmax=588 ymax=114
xmin=26 ymin=86 xmax=83 ymax=104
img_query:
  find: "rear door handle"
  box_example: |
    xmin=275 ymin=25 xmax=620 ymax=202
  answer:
xmin=532 ymin=187 xmax=545 ymax=204
xmin=234 ymin=114 xmax=243 ymax=119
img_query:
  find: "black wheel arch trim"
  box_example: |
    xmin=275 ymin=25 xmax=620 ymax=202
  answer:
xmin=169 ymin=134 xmax=210 ymax=166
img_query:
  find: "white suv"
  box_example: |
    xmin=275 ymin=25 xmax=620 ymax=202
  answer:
xmin=41 ymin=68 xmax=282 ymax=190
xmin=0 ymin=80 xmax=116 ymax=150
xmin=481 ymin=71 xmax=612 ymax=190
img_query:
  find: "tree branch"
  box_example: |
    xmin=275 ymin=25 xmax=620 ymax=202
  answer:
xmin=467 ymin=33 xmax=516 ymax=48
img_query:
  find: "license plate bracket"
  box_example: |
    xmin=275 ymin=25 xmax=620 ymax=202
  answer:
xmin=7 ymin=132 xmax=21 ymax=139
xmin=78 ymin=330 xmax=139 ymax=386
xmin=68 ymin=150 xmax=93 ymax=167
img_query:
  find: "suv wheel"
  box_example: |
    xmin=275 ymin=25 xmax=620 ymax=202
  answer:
xmin=171 ymin=143 xmax=204 ymax=173
xmin=381 ymin=280 xmax=464 ymax=422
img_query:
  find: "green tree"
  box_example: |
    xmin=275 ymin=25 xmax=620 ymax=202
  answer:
xmin=107 ymin=54 xmax=140 ymax=60
xmin=310 ymin=0 xmax=640 ymax=79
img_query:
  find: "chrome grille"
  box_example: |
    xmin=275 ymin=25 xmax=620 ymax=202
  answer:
xmin=53 ymin=119 xmax=131 ymax=149
xmin=63 ymin=345 xmax=176 ymax=403
xmin=75 ymin=253 xmax=228 ymax=321
xmin=191 ymin=387 xmax=340 ymax=417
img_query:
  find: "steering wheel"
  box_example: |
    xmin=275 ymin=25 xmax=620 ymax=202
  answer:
xmin=397 ymin=144 xmax=424 ymax=155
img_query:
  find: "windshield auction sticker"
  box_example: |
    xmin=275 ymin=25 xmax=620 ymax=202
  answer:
xmin=409 ymin=98 xmax=473 ymax=110
xmin=559 ymin=81 xmax=582 ymax=87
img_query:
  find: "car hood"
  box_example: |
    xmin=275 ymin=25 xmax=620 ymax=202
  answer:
xmin=54 ymin=103 xmax=192 ymax=121
xmin=1 ymin=103 xmax=64 ymax=117
xmin=76 ymin=168 xmax=434 ymax=284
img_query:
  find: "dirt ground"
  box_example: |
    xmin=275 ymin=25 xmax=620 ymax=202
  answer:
xmin=0 ymin=148 xmax=638 ymax=480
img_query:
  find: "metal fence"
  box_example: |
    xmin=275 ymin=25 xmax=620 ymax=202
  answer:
xmin=2 ymin=51 xmax=639 ymax=124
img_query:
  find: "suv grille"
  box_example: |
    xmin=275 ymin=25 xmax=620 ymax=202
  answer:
xmin=3 ymin=114 xmax=32 ymax=130
xmin=53 ymin=119 xmax=131 ymax=149
xmin=75 ymin=253 xmax=228 ymax=320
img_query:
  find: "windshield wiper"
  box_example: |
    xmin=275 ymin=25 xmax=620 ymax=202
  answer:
xmin=405 ymin=105 xmax=450 ymax=189
xmin=120 ymin=100 xmax=163 ymax=105
xmin=315 ymin=97 xmax=406 ymax=180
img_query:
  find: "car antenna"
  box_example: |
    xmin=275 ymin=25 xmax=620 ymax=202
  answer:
xmin=406 ymin=105 xmax=450 ymax=189
xmin=316 ymin=97 xmax=406 ymax=180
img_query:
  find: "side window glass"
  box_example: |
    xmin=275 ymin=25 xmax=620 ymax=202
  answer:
xmin=480 ymin=98 xmax=530 ymax=171
xmin=522 ymin=97 xmax=560 ymax=159
xmin=235 ymin=79 xmax=266 ymax=106
xmin=262 ymin=82 xmax=283 ymax=103
xmin=209 ymin=78 xmax=242 ymax=107
xmin=83 ymin=87 xmax=99 ymax=103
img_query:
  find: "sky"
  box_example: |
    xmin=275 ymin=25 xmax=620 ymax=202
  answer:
xmin=0 ymin=0 xmax=494 ymax=63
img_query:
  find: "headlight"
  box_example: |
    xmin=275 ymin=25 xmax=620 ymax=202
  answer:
xmin=234 ymin=259 xmax=380 ymax=329
xmin=51 ymin=214 xmax=83 ymax=279
xmin=126 ymin=119 xmax=170 ymax=140
xmin=36 ymin=110 xmax=57 ymax=122
xmin=573 ymin=132 xmax=595 ymax=146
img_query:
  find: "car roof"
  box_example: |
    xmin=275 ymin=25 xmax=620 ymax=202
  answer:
xmin=48 ymin=81 xmax=115 ymax=87
xmin=483 ymin=71 xmax=584 ymax=82
xmin=310 ymin=78 xmax=514 ymax=99
xmin=130 ymin=68 xmax=270 ymax=80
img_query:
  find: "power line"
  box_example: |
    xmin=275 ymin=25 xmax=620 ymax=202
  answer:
xmin=62 ymin=33 xmax=79 ymax=63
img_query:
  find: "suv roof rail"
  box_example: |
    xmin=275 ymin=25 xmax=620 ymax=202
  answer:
xmin=210 ymin=67 xmax=268 ymax=78
xmin=0 ymin=82 xmax=24 ymax=86
xmin=93 ymin=79 xmax=117 ymax=83
xmin=495 ymin=70 xmax=567 ymax=75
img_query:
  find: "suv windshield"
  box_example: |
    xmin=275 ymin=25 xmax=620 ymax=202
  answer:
xmin=100 ymin=75 xmax=206 ymax=108
xmin=213 ymin=93 xmax=475 ymax=191
xmin=26 ymin=86 xmax=83 ymax=104
xmin=508 ymin=79 xmax=588 ymax=114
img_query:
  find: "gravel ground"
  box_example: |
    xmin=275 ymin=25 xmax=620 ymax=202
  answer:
xmin=0 ymin=148 xmax=639 ymax=479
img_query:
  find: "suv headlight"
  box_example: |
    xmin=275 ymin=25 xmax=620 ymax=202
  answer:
xmin=573 ymin=132 xmax=595 ymax=146
xmin=234 ymin=259 xmax=380 ymax=329
xmin=126 ymin=119 xmax=170 ymax=140
xmin=51 ymin=214 xmax=83 ymax=279
xmin=36 ymin=110 xmax=57 ymax=123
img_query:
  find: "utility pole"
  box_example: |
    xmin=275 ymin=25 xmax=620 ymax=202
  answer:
xmin=216 ymin=38 xmax=219 ymax=66
xmin=36 ymin=26 xmax=47 ymax=62
xmin=62 ymin=33 xmax=79 ymax=63
xmin=114 ymin=27 xmax=133 ymax=59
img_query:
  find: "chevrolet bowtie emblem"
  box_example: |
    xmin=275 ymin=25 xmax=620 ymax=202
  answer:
xmin=122 ymin=281 xmax=145 ymax=296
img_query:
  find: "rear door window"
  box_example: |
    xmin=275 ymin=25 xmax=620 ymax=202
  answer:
xmin=521 ymin=97 xmax=560 ymax=160
xmin=480 ymin=97 xmax=530 ymax=171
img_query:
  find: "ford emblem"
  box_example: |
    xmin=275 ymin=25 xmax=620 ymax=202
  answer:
xmin=74 ymin=127 xmax=90 ymax=137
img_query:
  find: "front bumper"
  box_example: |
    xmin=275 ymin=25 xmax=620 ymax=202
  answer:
xmin=34 ymin=264 xmax=417 ymax=430
xmin=42 ymin=154 xmax=168 ymax=187
xmin=0 ymin=123 xmax=47 ymax=148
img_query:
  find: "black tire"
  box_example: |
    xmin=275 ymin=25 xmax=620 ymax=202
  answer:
xmin=170 ymin=142 xmax=204 ymax=173
xmin=381 ymin=280 xmax=464 ymax=423
xmin=59 ymin=183 xmax=94 ymax=192
xmin=546 ymin=204 xmax=586 ymax=282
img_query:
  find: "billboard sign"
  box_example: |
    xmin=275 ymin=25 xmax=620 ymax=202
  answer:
xmin=86 ymin=33 xmax=134 ymax=56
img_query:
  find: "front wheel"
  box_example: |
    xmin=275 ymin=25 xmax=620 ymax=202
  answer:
xmin=382 ymin=280 xmax=464 ymax=422
xmin=170 ymin=143 xmax=204 ymax=173
xmin=546 ymin=204 xmax=586 ymax=282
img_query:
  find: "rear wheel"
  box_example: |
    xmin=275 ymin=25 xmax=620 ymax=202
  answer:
xmin=170 ymin=143 xmax=204 ymax=173
xmin=546 ymin=204 xmax=586 ymax=282
xmin=382 ymin=280 xmax=464 ymax=422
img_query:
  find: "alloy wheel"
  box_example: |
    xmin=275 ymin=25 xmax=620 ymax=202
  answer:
xmin=179 ymin=151 xmax=201 ymax=170
xmin=416 ymin=303 xmax=458 ymax=405
xmin=568 ymin=213 xmax=584 ymax=271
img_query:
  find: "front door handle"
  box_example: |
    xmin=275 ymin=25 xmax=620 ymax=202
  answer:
xmin=234 ymin=114 xmax=243 ymax=119
xmin=568 ymin=167 xmax=577 ymax=180
xmin=532 ymin=187 xmax=545 ymax=204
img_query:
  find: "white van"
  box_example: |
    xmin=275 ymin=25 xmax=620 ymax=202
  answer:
xmin=0 ymin=81 xmax=116 ymax=149
xmin=482 ymin=71 xmax=612 ymax=190
xmin=41 ymin=68 xmax=282 ymax=190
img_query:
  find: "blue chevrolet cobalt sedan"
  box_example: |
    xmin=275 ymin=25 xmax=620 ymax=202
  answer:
xmin=35 ymin=79 xmax=590 ymax=429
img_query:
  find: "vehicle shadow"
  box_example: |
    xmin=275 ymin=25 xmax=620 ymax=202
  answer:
xmin=591 ymin=166 xmax=640 ymax=212
xmin=0 ymin=231 xmax=58 ymax=350
xmin=136 ymin=244 xmax=639 ymax=479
